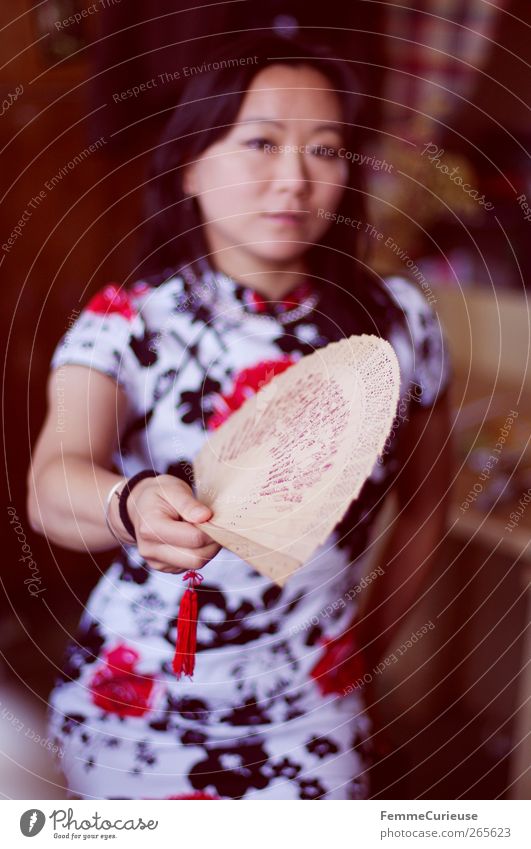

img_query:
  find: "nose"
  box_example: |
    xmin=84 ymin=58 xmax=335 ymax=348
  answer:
xmin=273 ymin=145 xmax=310 ymax=197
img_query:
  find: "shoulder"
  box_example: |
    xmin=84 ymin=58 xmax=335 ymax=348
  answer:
xmin=50 ymin=273 xmax=192 ymax=403
xmin=128 ymin=271 xmax=189 ymax=319
xmin=79 ymin=272 xmax=190 ymax=331
xmin=83 ymin=282 xmax=141 ymax=321
xmin=381 ymin=275 xmax=451 ymax=408
xmin=382 ymin=275 xmax=438 ymax=328
xmin=381 ymin=275 xmax=442 ymax=349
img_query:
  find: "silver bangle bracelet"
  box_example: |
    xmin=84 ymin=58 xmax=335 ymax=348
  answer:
xmin=104 ymin=478 xmax=128 ymax=545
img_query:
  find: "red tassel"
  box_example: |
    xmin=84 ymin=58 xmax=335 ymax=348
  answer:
xmin=172 ymin=571 xmax=204 ymax=679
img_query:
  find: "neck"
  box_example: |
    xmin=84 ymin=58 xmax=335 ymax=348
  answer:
xmin=207 ymin=247 xmax=309 ymax=300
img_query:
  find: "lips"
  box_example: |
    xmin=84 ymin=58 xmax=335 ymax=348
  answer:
xmin=262 ymin=211 xmax=306 ymax=225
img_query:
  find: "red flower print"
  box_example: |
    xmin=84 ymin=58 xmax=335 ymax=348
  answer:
xmin=310 ymin=631 xmax=366 ymax=696
xmin=165 ymin=792 xmax=219 ymax=800
xmin=245 ymin=289 xmax=269 ymax=313
xmin=86 ymin=284 xmax=137 ymax=320
xmin=243 ymin=279 xmax=314 ymax=313
xmin=89 ymin=643 xmax=156 ymax=717
xmin=207 ymin=356 xmax=296 ymax=430
xmin=130 ymin=280 xmax=151 ymax=299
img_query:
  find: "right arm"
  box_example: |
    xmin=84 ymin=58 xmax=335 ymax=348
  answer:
xmin=26 ymin=365 xmax=220 ymax=571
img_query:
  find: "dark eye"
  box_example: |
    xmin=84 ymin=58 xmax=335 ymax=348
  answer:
xmin=245 ymin=137 xmax=273 ymax=151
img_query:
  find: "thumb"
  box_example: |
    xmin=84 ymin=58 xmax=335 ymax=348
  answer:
xmin=178 ymin=495 xmax=212 ymax=523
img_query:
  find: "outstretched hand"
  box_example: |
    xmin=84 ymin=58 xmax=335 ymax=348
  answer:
xmin=112 ymin=475 xmax=221 ymax=574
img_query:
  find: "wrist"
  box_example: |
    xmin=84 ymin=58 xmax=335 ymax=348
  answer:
xmin=124 ymin=475 xmax=158 ymax=527
xmin=117 ymin=469 xmax=161 ymax=541
xmin=106 ymin=478 xmax=135 ymax=545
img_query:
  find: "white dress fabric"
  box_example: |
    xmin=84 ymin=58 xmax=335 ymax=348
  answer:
xmin=46 ymin=265 xmax=451 ymax=800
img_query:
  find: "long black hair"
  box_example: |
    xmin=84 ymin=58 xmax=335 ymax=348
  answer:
xmin=138 ymin=32 xmax=403 ymax=340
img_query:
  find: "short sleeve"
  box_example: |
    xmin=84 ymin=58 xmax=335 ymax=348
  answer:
xmin=383 ymin=276 xmax=452 ymax=408
xmin=50 ymin=283 xmax=144 ymax=404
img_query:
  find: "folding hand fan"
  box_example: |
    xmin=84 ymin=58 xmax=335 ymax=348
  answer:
xmin=192 ymin=334 xmax=401 ymax=586
xmin=172 ymin=333 xmax=400 ymax=678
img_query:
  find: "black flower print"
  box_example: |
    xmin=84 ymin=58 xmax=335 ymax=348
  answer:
xmin=269 ymin=639 xmax=299 ymax=666
xmin=60 ymin=713 xmax=86 ymax=736
xmin=148 ymin=696 xmax=177 ymax=733
xmin=220 ymin=698 xmax=272 ymax=727
xmin=130 ymin=328 xmax=159 ymax=367
xmin=189 ymin=303 xmax=214 ymax=327
xmin=180 ymin=729 xmax=208 ymax=747
xmin=148 ymin=693 xmax=211 ymax=730
xmin=162 ymin=585 xmax=279 ymax=654
xmin=267 ymin=757 xmax=302 ymax=780
xmin=148 ymin=716 xmax=171 ymax=733
xmin=59 ymin=620 xmax=106 ymax=683
xmin=131 ymin=591 xmax=167 ymax=637
xmin=170 ymin=694 xmax=211 ymax=723
xmin=334 ymin=466 xmax=402 ymax=563
xmin=199 ymin=590 xmax=279 ymax=647
xmin=283 ymin=692 xmax=306 ymax=721
xmin=305 ymin=622 xmax=324 ymax=647
xmin=116 ymin=550 xmax=150 ymax=585
xmin=272 ymin=330 xmax=317 ymax=357
xmin=261 ymin=584 xmax=283 ymax=608
xmin=188 ymin=740 xmax=270 ymax=799
xmin=297 ymin=778 xmax=326 ymax=800
xmin=178 ymin=375 xmax=222 ymax=425
xmin=135 ymin=740 xmax=157 ymax=767
xmin=306 ymin=735 xmax=339 ymax=759
xmin=153 ymin=368 xmax=178 ymax=402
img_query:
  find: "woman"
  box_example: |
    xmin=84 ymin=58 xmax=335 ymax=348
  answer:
xmin=27 ymin=34 xmax=452 ymax=800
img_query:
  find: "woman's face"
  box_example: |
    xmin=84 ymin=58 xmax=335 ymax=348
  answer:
xmin=182 ymin=63 xmax=349 ymax=269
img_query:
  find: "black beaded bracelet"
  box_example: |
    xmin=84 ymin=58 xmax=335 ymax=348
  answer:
xmin=118 ymin=470 xmax=160 ymax=541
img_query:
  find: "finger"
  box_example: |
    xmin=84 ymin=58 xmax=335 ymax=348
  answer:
xmin=145 ymin=559 xmax=190 ymax=575
xmin=160 ymin=484 xmax=213 ymax=524
xmin=137 ymin=515 xmax=214 ymax=549
xmin=139 ymin=541 xmax=221 ymax=572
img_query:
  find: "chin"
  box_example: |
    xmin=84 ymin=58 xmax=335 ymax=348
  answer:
xmin=250 ymin=241 xmax=309 ymax=265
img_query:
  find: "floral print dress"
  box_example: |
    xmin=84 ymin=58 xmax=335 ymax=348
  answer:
xmin=46 ymin=264 xmax=451 ymax=800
